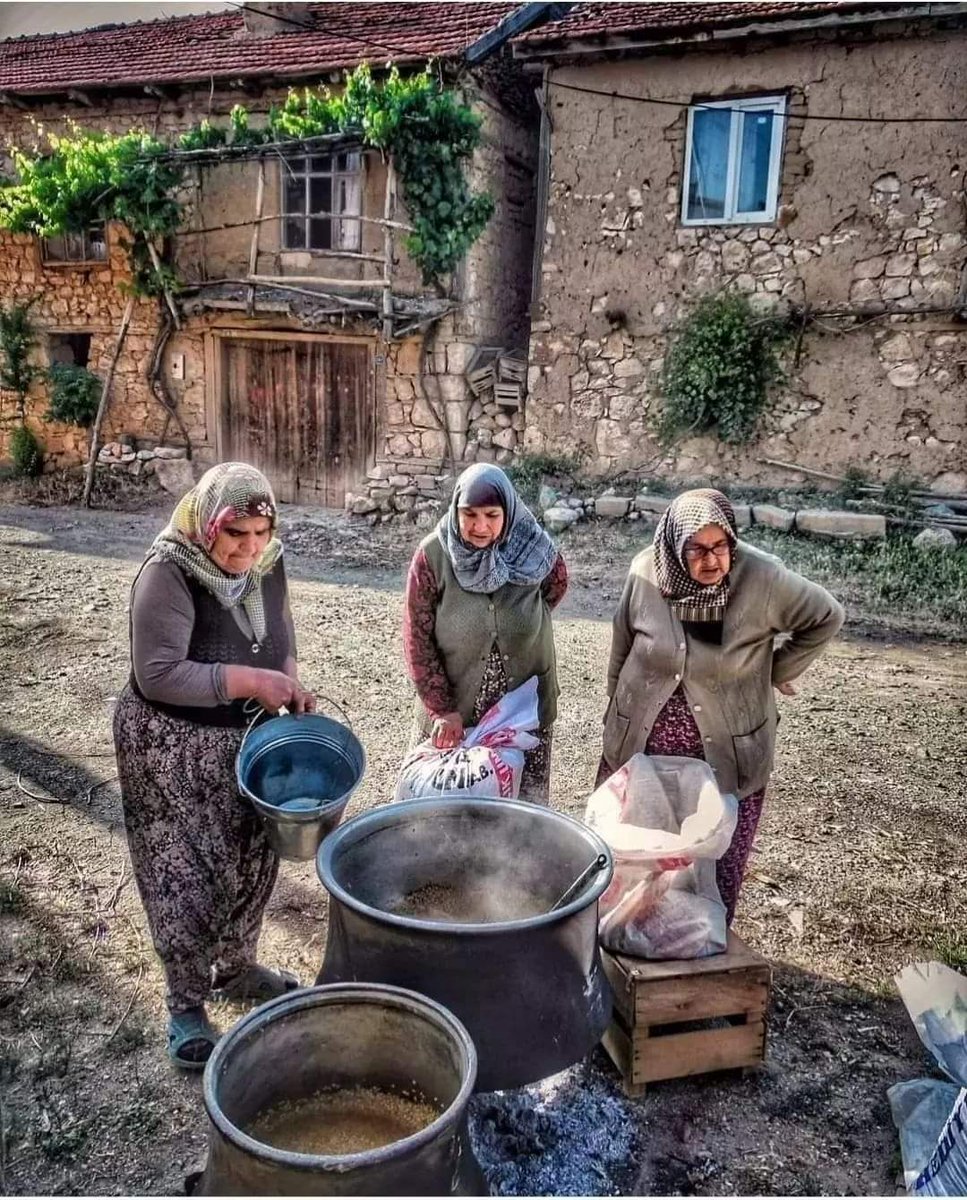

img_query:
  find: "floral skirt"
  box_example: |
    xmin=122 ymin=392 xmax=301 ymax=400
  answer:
xmin=597 ymin=686 xmax=764 ymax=925
xmin=113 ymin=685 xmax=278 ymax=1013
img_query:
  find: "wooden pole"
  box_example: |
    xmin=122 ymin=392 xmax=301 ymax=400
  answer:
xmin=247 ymin=161 xmax=265 ymax=316
xmin=382 ymin=160 xmax=396 ymax=341
xmin=82 ymin=295 xmax=136 ymax=508
xmin=247 ymin=273 xmax=383 ymax=290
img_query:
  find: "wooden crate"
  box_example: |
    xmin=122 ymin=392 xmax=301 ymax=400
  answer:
xmin=600 ymin=932 xmax=771 ymax=1096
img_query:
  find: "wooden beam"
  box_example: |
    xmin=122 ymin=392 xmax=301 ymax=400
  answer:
xmin=248 ymin=273 xmax=383 ymax=291
xmin=382 ymin=161 xmax=396 ymax=341
xmin=67 ymin=89 xmax=94 ymax=107
xmin=0 ymin=92 xmax=28 ymax=110
xmin=144 ymin=85 xmax=166 ymax=100
xmin=83 ymin=295 xmax=136 ymax=508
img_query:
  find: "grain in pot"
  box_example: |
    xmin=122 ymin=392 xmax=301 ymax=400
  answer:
xmin=246 ymin=1085 xmax=440 ymax=1155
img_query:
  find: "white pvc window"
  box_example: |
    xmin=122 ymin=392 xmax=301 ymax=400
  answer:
xmin=282 ymin=152 xmax=362 ymax=252
xmin=682 ymin=96 xmax=786 ymax=226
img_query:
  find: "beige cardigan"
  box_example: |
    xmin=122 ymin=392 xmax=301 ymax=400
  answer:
xmin=603 ymin=541 xmax=844 ymax=798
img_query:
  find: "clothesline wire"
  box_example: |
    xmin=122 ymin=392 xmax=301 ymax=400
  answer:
xmin=548 ymin=79 xmax=967 ymax=124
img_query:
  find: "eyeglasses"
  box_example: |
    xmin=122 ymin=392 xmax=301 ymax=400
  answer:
xmin=682 ymin=540 xmax=731 ymax=562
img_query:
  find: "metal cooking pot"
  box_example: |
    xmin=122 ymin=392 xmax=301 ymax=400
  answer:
xmin=236 ymin=710 xmax=365 ymax=861
xmin=315 ymin=797 xmax=614 ymax=1092
xmin=192 ymin=984 xmax=485 ymax=1196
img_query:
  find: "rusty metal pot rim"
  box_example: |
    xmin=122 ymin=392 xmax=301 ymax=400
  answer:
xmin=202 ymin=983 xmax=478 ymax=1171
xmin=316 ymin=796 xmax=614 ymax=934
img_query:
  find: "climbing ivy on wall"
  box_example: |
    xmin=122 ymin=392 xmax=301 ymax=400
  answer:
xmin=0 ymin=64 xmax=493 ymax=291
xmin=657 ymin=290 xmax=792 ymax=446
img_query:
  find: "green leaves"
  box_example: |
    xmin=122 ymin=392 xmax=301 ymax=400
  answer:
xmin=46 ymin=363 xmax=102 ymax=427
xmin=658 ymin=291 xmax=790 ymax=446
xmin=0 ymin=299 xmax=39 ymax=417
xmin=0 ymin=64 xmax=493 ymax=290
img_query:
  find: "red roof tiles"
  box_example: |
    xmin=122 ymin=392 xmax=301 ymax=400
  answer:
xmin=0 ymin=3 xmax=516 ymax=95
xmin=515 ymin=1 xmax=897 ymax=48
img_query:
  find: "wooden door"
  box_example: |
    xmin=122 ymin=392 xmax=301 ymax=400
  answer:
xmin=218 ymin=334 xmax=374 ymax=506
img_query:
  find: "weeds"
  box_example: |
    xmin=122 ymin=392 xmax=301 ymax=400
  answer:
xmin=505 ymin=452 xmax=584 ymax=506
xmin=745 ymin=528 xmax=967 ymax=638
xmin=0 ymin=881 xmax=24 ymax=915
xmin=929 ymin=933 xmax=967 ymax=972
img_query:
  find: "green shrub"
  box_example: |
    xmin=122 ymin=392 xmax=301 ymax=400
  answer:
xmin=657 ymin=291 xmax=790 ymax=445
xmin=9 ymin=422 xmax=43 ymax=476
xmin=0 ymin=298 xmax=38 ymax=419
xmin=46 ymin=362 xmax=101 ymax=427
xmin=506 ymin=452 xmax=583 ymax=505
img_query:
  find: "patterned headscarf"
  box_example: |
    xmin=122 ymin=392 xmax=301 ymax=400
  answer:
xmin=149 ymin=462 xmax=282 ymax=642
xmin=438 ymin=463 xmax=558 ymax=594
xmin=653 ymin=488 xmax=737 ymax=623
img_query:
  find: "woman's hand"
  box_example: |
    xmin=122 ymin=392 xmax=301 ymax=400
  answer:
xmin=775 ymin=680 xmax=797 ymax=697
xmin=290 ymin=685 xmax=316 ymax=715
xmin=431 ymin=712 xmax=464 ymax=749
xmin=249 ymin=669 xmax=303 ymax=713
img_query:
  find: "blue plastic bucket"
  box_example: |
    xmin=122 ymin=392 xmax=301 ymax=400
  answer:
xmin=236 ymin=712 xmax=366 ymax=861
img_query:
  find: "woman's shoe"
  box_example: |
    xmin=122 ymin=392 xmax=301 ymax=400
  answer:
xmin=212 ymin=964 xmax=300 ymax=1003
xmin=167 ymin=1006 xmax=218 ymax=1070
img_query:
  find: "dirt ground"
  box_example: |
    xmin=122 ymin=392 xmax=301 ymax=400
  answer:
xmin=1 ymin=501 xmax=965 ymax=1197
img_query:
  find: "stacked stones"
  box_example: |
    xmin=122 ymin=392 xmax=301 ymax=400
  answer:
xmin=97 ymin=439 xmax=194 ymax=493
xmin=382 ymin=335 xmax=526 ymax=469
xmin=542 ymin=490 xmax=752 ymax=534
xmin=543 ymin=490 xmax=890 ymax=540
xmin=344 ymin=458 xmax=447 ymax=527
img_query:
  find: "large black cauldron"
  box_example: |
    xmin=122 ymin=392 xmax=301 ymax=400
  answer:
xmin=316 ymin=798 xmax=613 ymax=1092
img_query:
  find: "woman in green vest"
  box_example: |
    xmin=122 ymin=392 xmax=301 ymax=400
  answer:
xmin=403 ymin=464 xmax=569 ymax=803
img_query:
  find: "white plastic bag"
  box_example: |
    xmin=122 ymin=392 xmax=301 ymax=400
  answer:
xmin=395 ymin=676 xmax=540 ymax=801
xmin=584 ymin=753 xmax=738 ymax=960
xmin=889 ymin=961 xmax=967 ymax=1195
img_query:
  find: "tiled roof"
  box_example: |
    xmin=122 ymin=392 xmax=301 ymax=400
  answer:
xmin=0 ymin=3 xmax=516 ymax=95
xmin=514 ymin=1 xmax=903 ymax=48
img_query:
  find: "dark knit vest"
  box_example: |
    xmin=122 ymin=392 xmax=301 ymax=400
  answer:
xmin=129 ymin=562 xmax=289 ymax=727
xmin=422 ymin=533 xmax=559 ymax=727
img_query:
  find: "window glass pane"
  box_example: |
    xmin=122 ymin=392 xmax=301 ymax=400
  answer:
xmin=311 ymin=154 xmax=333 ymax=172
xmin=284 ymin=218 xmax=306 ymax=248
xmin=686 ymin=107 xmax=730 ymax=221
xmin=287 ymin=156 xmax=307 ymax=173
xmin=309 ymin=176 xmax=332 ymax=217
xmin=737 ymin=110 xmax=775 ymax=213
xmin=88 ymin=228 xmax=107 ymax=260
xmin=284 ymin=173 xmax=305 ymax=216
xmin=309 ymin=218 xmax=332 ymax=250
xmin=44 ymin=235 xmax=67 ymax=261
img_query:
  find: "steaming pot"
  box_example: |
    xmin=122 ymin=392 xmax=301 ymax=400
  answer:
xmin=315 ymin=798 xmax=613 ymax=1092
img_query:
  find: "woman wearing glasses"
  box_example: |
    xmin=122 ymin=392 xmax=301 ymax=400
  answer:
xmin=599 ymin=488 xmax=843 ymax=925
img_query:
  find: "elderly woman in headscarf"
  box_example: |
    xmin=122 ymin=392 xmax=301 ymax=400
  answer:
xmin=113 ymin=462 xmax=314 ymax=1070
xmin=600 ymin=488 xmax=844 ymax=924
xmin=403 ymin=464 xmax=568 ymax=804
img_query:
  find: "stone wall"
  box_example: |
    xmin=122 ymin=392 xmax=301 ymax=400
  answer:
xmin=0 ymin=72 xmax=537 ymax=497
xmin=524 ymin=23 xmax=967 ymax=491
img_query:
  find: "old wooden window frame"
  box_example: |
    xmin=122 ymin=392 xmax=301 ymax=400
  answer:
xmin=681 ymin=95 xmax=786 ymax=227
xmin=41 ymin=225 xmax=108 ymax=265
xmin=280 ymin=151 xmax=363 ymax=253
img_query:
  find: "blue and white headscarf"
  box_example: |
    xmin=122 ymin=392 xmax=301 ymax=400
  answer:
xmin=438 ymin=464 xmax=558 ymax=594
